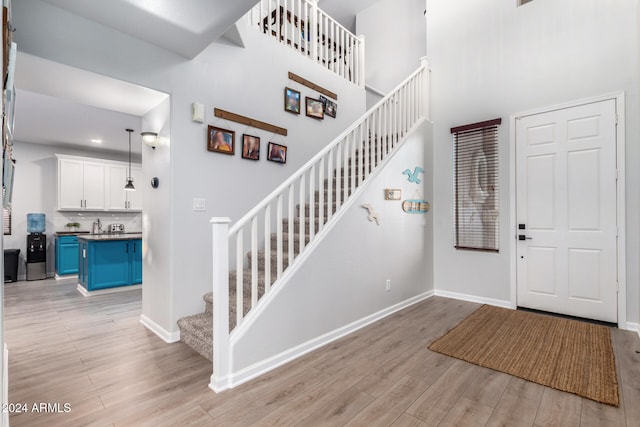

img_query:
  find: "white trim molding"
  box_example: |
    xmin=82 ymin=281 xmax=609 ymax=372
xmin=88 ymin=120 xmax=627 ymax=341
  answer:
xmin=434 ymin=289 xmax=513 ymax=310
xmin=624 ymin=322 xmax=640 ymax=340
xmin=509 ymin=92 xmax=627 ymax=327
xmin=211 ymin=291 xmax=435 ymax=392
xmin=140 ymin=314 xmax=181 ymax=343
xmin=77 ymin=283 xmax=141 ymax=297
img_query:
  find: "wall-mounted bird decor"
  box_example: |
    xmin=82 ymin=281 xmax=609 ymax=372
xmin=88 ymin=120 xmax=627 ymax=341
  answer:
xmin=361 ymin=204 xmax=381 ymax=226
xmin=402 ymin=167 xmax=425 ymax=184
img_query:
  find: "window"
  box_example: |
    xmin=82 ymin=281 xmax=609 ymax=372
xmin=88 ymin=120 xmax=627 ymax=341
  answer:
xmin=451 ymin=118 xmax=501 ymax=252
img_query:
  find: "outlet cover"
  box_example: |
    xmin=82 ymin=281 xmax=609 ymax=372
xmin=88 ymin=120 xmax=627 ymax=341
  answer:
xmin=193 ymin=198 xmax=206 ymax=211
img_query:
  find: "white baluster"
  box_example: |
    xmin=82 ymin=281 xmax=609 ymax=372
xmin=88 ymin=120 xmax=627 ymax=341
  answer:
xmin=264 ymin=205 xmax=271 ymax=292
xmin=251 ymin=216 xmax=258 ymax=308
xmin=310 ymin=0 xmax=318 ymax=63
xmin=327 ymin=148 xmax=333 ymax=222
xmin=276 ymin=194 xmax=283 ymax=278
xmin=298 ymin=175 xmax=306 ymax=254
xmin=335 ymin=140 xmax=342 ymax=208
xmin=318 ymin=157 xmax=325 ymax=230
xmin=309 ymin=164 xmax=316 ymax=239
xmin=288 ymin=184 xmax=295 ymax=265
xmin=343 ymin=136 xmax=349 ymax=203
xmin=236 ymin=229 xmax=244 ymax=325
xmin=350 ymin=131 xmax=356 ymax=194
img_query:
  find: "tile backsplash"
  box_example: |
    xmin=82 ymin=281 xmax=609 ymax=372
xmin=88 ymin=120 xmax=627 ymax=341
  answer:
xmin=52 ymin=211 xmax=142 ymax=233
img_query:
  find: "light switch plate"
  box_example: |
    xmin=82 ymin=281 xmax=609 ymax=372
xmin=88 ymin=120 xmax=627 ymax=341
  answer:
xmin=193 ymin=198 xmax=206 ymax=211
xmin=191 ymin=102 xmax=204 ymax=123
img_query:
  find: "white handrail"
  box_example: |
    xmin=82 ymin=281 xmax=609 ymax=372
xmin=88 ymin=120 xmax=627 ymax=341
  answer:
xmin=229 ymin=61 xmax=429 ymax=236
xmin=211 ymin=59 xmax=430 ymax=391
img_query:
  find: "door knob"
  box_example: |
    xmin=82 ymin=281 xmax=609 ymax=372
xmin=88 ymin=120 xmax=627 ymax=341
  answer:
xmin=518 ymin=235 xmax=532 ymax=240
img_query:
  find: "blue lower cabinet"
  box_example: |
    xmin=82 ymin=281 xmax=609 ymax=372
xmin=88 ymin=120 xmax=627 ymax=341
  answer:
xmin=55 ymin=236 xmax=79 ymax=275
xmin=79 ymin=238 xmax=143 ymax=291
xmin=130 ymin=239 xmax=142 ymax=285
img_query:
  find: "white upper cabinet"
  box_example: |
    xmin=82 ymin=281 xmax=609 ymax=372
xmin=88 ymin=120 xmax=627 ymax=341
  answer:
xmin=82 ymin=161 xmax=106 ymax=210
xmin=106 ymin=164 xmax=128 ymax=211
xmin=128 ymin=166 xmax=143 ymax=211
xmin=58 ymin=158 xmax=85 ymax=210
xmin=58 ymin=158 xmax=105 ymax=211
xmin=105 ymin=164 xmax=142 ymax=211
xmin=57 ymin=155 xmax=142 ymax=212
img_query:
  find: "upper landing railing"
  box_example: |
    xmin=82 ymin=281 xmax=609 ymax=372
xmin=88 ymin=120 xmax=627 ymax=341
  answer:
xmin=247 ymin=0 xmax=365 ymax=86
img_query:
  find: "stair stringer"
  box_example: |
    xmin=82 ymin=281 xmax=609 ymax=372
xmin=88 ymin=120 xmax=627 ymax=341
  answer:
xmin=224 ymin=119 xmax=434 ymax=388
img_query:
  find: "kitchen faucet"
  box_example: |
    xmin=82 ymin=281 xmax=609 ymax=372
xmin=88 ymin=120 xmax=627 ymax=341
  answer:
xmin=92 ymin=218 xmax=102 ymax=234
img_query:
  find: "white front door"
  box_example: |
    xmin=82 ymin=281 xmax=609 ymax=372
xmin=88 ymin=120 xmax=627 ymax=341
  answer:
xmin=516 ymin=99 xmax=618 ymax=323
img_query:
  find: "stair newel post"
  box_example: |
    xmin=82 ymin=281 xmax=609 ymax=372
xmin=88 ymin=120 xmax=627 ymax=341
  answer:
xmin=358 ymin=35 xmax=366 ymax=88
xmin=420 ymin=56 xmax=430 ymax=120
xmin=209 ymin=217 xmax=231 ymax=392
xmin=309 ymin=0 xmax=318 ymax=64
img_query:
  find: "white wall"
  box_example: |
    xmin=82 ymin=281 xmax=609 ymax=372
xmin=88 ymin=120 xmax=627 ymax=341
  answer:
xmin=428 ymin=0 xmax=640 ymax=325
xmin=141 ymin=98 xmax=173 ymax=337
xmin=232 ymin=121 xmax=433 ymax=372
xmin=12 ymin=1 xmax=368 ymax=336
xmin=356 ymin=0 xmax=426 ymax=93
xmin=5 ymin=141 xmax=142 ymax=279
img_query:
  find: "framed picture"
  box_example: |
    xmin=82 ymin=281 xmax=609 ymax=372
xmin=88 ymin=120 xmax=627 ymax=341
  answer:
xmin=242 ymin=134 xmax=261 ymax=160
xmin=319 ymin=95 xmax=328 ymax=108
xmin=325 ymin=99 xmax=337 ymax=118
xmin=306 ymin=97 xmax=324 ymax=120
xmin=284 ymin=87 xmax=301 ymax=115
xmin=267 ymin=142 xmax=287 ymax=164
xmin=207 ymin=125 xmax=235 ymax=155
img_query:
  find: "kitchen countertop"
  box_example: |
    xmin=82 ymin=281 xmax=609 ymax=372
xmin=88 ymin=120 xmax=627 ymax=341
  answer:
xmin=76 ymin=233 xmax=143 ymax=242
xmin=54 ymin=231 xmax=91 ymax=236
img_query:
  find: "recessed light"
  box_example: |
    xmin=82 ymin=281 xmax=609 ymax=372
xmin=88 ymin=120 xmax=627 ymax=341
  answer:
xmin=91 ymin=139 xmax=103 ymax=144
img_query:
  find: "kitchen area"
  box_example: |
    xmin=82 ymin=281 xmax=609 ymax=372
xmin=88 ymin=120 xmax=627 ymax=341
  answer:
xmin=6 ymin=151 xmax=145 ymax=295
xmin=2 ymin=53 xmax=168 ymax=295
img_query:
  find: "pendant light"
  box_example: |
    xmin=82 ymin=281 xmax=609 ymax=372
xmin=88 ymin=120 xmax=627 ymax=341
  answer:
xmin=124 ymin=128 xmax=135 ymax=191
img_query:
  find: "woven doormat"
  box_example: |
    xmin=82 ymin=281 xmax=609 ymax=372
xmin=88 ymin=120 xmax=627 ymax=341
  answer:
xmin=428 ymin=305 xmax=619 ymax=406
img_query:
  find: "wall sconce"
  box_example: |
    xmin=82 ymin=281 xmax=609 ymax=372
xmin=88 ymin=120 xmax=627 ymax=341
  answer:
xmin=141 ymin=131 xmax=159 ymax=149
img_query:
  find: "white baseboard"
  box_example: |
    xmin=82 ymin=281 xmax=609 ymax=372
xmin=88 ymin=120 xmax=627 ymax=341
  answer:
xmin=624 ymin=322 xmax=640 ymax=340
xmin=77 ymin=283 xmax=141 ymax=297
xmin=216 ymin=290 xmax=435 ymax=391
xmin=139 ymin=314 xmax=181 ymax=343
xmin=434 ymin=289 xmax=514 ymax=310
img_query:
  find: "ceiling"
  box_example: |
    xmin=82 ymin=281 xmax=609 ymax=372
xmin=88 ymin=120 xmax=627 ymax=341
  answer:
xmin=319 ymin=0 xmax=387 ymax=32
xmin=13 ymin=53 xmax=168 ymax=154
xmin=39 ymin=0 xmax=259 ymax=59
xmin=11 ymin=0 xmax=382 ymax=154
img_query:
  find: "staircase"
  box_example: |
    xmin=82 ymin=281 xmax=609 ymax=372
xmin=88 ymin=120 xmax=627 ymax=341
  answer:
xmin=178 ymin=151 xmax=369 ymax=361
xmin=179 ymin=58 xmax=429 ymax=390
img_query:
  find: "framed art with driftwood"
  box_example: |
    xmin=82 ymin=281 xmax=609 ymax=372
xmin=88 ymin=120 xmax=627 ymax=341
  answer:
xmin=305 ymin=97 xmax=324 ymax=120
xmin=242 ymin=134 xmax=261 ymax=160
xmin=207 ymin=125 xmax=235 ymax=155
xmin=267 ymin=142 xmax=287 ymax=164
xmin=284 ymin=87 xmax=301 ymax=115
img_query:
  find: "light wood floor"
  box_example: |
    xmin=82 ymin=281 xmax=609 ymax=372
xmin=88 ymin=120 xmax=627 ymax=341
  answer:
xmin=4 ymin=278 xmax=640 ymax=426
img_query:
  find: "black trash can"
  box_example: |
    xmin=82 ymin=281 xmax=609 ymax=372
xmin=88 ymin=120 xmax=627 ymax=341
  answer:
xmin=4 ymin=249 xmax=20 ymax=282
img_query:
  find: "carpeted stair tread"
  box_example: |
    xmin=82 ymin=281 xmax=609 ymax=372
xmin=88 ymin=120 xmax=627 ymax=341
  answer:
xmin=177 ymin=313 xmax=213 ymax=361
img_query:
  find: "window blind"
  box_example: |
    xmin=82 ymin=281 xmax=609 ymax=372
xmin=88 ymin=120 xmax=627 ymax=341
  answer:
xmin=2 ymin=187 xmax=10 ymax=236
xmin=3 ymin=207 xmax=10 ymax=236
xmin=451 ymin=118 xmax=501 ymax=252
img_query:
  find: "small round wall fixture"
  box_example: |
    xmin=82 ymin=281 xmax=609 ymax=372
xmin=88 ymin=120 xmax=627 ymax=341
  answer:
xmin=151 ymin=177 xmax=160 ymax=189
